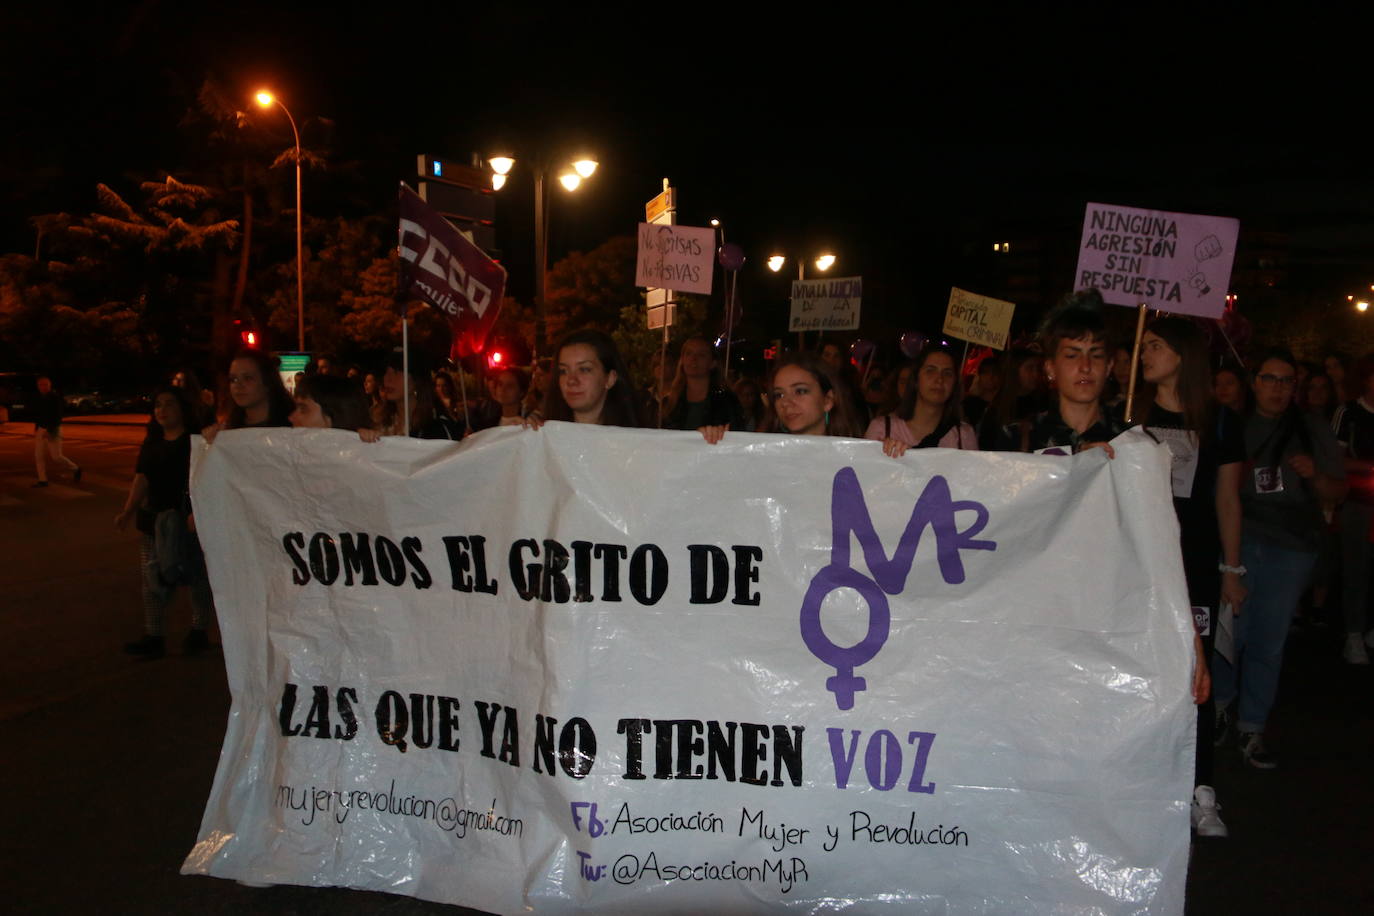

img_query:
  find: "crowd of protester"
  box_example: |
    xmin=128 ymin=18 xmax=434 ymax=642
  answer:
xmin=103 ymin=288 xmax=1374 ymax=845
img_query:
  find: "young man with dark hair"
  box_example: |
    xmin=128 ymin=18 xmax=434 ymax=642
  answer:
xmin=1025 ymin=292 xmax=1215 ymax=831
xmin=1007 ymin=290 xmax=1127 ymax=454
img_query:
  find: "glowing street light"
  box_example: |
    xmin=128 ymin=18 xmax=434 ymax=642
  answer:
xmin=487 ymin=152 xmax=601 ymax=353
xmin=1358 ymin=301 xmax=1370 ymax=313
xmin=768 ymin=251 xmax=837 ymax=280
xmin=255 ymin=88 xmax=305 ymax=351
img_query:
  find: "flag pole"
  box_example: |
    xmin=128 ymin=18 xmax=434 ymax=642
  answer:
xmin=457 ymin=361 xmax=472 ymax=434
xmin=1124 ymin=303 xmax=1148 ymax=423
xmin=724 ymin=270 xmax=738 ymax=383
xmin=402 ymin=305 xmax=411 ymax=438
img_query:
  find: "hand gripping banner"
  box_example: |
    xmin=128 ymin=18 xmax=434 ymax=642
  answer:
xmin=182 ymin=425 xmax=1195 ymax=914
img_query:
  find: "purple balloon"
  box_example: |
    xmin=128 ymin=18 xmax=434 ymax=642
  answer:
xmin=898 ymin=332 xmax=926 ymax=359
xmin=850 ymin=339 xmax=876 ymax=365
xmin=717 ymin=242 xmax=745 ymax=271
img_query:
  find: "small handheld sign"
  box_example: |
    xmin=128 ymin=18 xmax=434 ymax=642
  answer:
xmin=942 ymin=288 xmax=1015 ymax=350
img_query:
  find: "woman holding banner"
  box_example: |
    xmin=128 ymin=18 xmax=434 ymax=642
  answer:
xmin=1138 ymin=317 xmax=1246 ymax=838
xmin=770 ymin=352 xmax=860 ymax=437
xmin=699 ymin=352 xmax=858 ymax=444
xmin=376 ymin=352 xmax=463 ymax=439
xmin=202 ymin=348 xmax=293 ymax=440
xmin=535 ymin=329 xmax=640 ymax=428
xmin=864 ymin=344 xmax=976 ymax=457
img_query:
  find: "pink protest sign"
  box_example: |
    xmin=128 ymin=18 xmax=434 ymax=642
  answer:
xmin=1074 ymin=202 xmax=1239 ymax=319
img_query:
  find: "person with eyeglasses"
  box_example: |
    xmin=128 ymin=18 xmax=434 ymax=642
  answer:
xmin=1138 ymin=317 xmax=1245 ymax=836
xmin=1212 ymin=348 xmax=1345 ymax=771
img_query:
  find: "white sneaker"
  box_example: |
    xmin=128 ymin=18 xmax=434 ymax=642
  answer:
xmin=1343 ymin=633 xmax=1370 ymax=665
xmin=1190 ymin=785 xmax=1228 ymax=838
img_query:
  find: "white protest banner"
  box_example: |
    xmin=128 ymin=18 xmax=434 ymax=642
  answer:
xmin=183 ymin=426 xmax=1194 ymax=914
xmin=789 ymin=276 xmax=862 ymax=331
xmin=1074 ymin=202 xmax=1240 ymax=319
xmin=635 ymin=222 xmax=715 ymax=295
xmin=942 ymin=288 xmax=1016 ymax=350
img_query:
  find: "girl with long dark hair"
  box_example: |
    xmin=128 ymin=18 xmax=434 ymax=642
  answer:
xmin=375 ymin=353 xmax=462 ymax=439
xmin=201 ymin=348 xmax=293 ymax=442
xmin=1138 ymin=316 xmax=1246 ymax=835
xmin=865 ymin=344 xmax=976 ymax=457
xmin=116 ymin=386 xmax=214 ymax=658
xmin=977 ymin=348 xmax=1045 ymax=450
xmin=733 ymin=377 xmax=769 ymax=432
xmin=224 ymin=348 xmax=293 ymax=429
xmin=660 ymin=335 xmax=742 ymax=431
xmin=539 ymin=329 xmax=640 ymax=427
xmin=767 ymin=352 xmax=860 ymax=438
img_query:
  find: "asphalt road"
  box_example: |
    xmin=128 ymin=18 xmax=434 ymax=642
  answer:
xmin=1 ymin=418 xmax=1370 ymax=913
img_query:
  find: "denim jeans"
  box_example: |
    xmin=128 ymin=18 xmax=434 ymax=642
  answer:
xmin=1211 ymin=538 xmax=1316 ymax=733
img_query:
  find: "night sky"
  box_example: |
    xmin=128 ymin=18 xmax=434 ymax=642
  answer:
xmin=4 ymin=3 xmax=1371 ymax=345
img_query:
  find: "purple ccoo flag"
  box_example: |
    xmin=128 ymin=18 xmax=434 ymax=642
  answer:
xmin=398 ymin=183 xmax=507 ymax=358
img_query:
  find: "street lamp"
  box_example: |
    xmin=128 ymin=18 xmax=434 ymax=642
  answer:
xmin=768 ymin=251 xmax=838 ymax=349
xmin=487 ymin=152 xmax=599 ymax=355
xmin=255 ymin=89 xmax=305 ymax=352
xmin=767 ymin=251 xmax=837 ymax=281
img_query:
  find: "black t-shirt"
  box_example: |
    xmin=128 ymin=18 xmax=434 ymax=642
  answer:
xmin=136 ymin=432 xmax=192 ymax=513
xmin=664 ymin=386 xmax=743 ymax=431
xmin=962 ymin=394 xmax=991 ymax=428
xmin=1011 ymin=406 xmax=1127 ymax=453
xmin=1141 ymin=404 xmax=1245 ymax=602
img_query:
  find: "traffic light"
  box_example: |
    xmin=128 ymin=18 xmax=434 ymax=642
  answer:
xmin=487 ymin=348 xmax=506 ymax=370
xmin=232 ymin=318 xmax=259 ymax=349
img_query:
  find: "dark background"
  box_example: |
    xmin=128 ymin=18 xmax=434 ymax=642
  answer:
xmin=3 ymin=3 xmax=1371 ymax=353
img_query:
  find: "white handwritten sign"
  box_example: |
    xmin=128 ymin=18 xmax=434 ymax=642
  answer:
xmin=1074 ymin=202 xmax=1239 ymax=319
xmin=790 ymin=276 xmax=862 ymax=331
xmin=635 ymin=223 xmax=715 ymax=296
xmin=943 ymin=288 xmax=1015 ymax=350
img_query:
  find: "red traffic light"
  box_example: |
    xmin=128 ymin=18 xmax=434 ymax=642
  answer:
xmin=241 ymin=330 xmax=257 ymax=347
xmin=487 ymin=350 xmax=505 ymax=369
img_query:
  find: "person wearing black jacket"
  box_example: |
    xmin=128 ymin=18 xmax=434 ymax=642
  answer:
xmin=31 ymin=375 xmax=81 ymax=487
xmin=660 ymin=336 xmax=743 ymax=432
